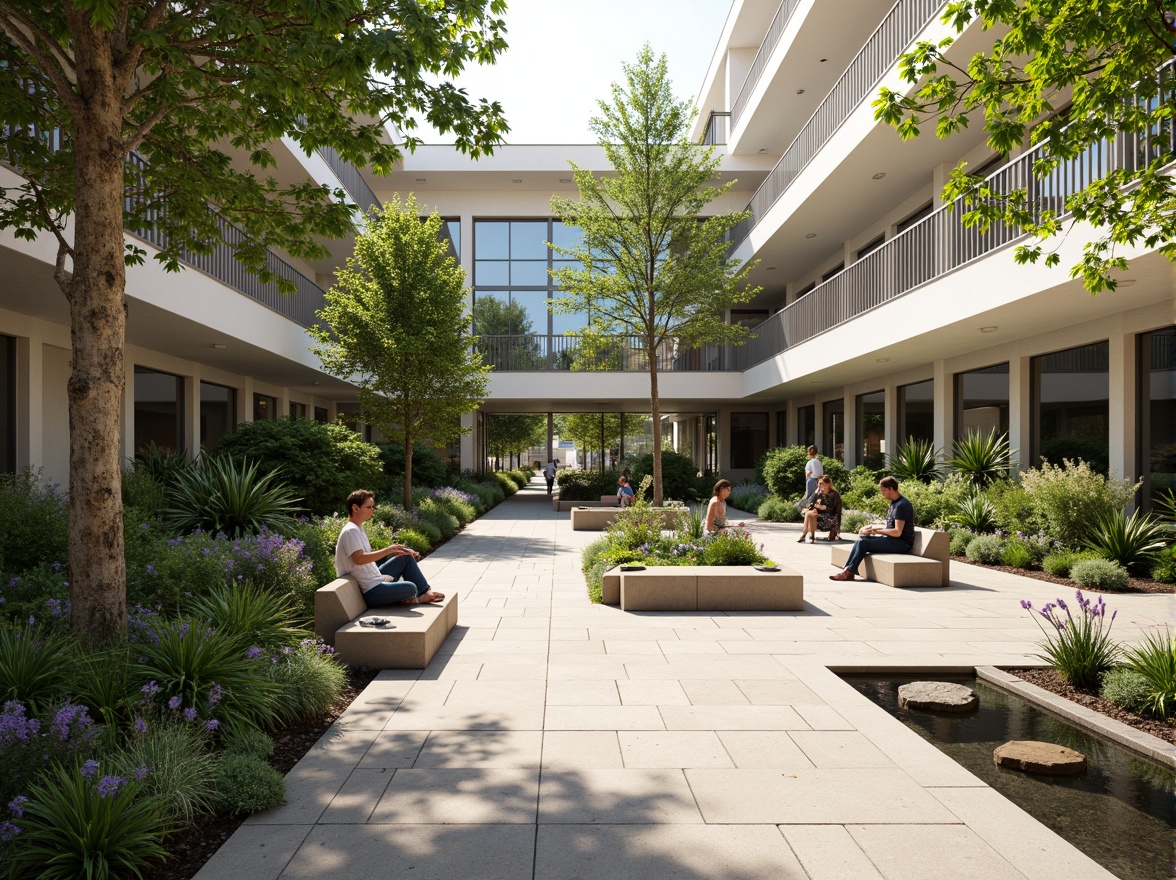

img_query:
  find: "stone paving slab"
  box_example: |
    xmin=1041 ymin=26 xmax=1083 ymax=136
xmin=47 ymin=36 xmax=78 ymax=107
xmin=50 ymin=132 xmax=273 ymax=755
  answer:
xmin=197 ymin=478 xmax=1161 ymax=880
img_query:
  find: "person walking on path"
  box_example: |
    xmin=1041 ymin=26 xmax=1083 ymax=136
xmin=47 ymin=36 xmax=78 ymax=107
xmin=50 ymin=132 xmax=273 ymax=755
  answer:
xmin=335 ymin=489 xmax=445 ymax=606
xmin=829 ymin=476 xmax=913 ymax=581
xmin=544 ymin=459 xmax=558 ymax=496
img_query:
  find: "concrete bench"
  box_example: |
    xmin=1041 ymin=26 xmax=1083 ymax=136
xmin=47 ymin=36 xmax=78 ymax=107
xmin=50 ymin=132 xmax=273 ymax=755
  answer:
xmin=552 ymin=498 xmax=617 ymax=512
xmin=601 ymin=564 xmax=804 ymax=611
xmin=829 ymin=526 xmax=950 ymax=587
xmin=314 ymin=575 xmax=458 ymax=668
xmin=571 ymin=506 xmax=688 ymax=531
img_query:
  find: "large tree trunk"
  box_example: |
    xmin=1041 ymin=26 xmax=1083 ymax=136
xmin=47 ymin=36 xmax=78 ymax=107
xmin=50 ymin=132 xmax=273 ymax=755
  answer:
xmin=648 ymin=335 xmax=663 ymax=507
xmin=67 ymin=59 xmax=129 ymax=646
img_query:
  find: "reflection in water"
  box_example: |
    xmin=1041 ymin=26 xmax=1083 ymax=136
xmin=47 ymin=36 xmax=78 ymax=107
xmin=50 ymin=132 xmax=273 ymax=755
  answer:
xmin=844 ymin=675 xmax=1176 ymax=880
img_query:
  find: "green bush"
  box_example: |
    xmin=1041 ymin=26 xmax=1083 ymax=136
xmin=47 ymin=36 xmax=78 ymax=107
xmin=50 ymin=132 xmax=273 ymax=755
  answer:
xmin=950 ymin=492 xmax=998 ymax=532
xmin=984 ymin=479 xmax=1045 ymax=535
xmin=222 ymin=726 xmax=275 ymax=760
xmin=421 ymin=488 xmax=478 ymax=525
xmin=0 ymin=469 xmax=69 ymax=579
xmin=396 ymin=528 xmax=432 ymax=555
xmin=1000 ymin=539 xmax=1037 ymax=569
xmin=454 ymin=478 xmax=497 ymax=512
xmin=1082 ymin=509 xmax=1170 ymax=575
xmin=163 ymin=456 xmax=303 ymax=537
xmin=728 ymin=482 xmax=769 ymax=515
xmin=0 ymin=562 xmax=71 ymax=624
xmin=217 ymin=418 xmax=384 ymax=516
xmin=701 ymin=530 xmax=765 ymax=566
xmin=605 ymin=504 xmax=686 ymax=550
xmin=190 ymin=583 xmax=305 ymax=650
xmin=494 ymin=472 xmax=519 ymax=495
xmin=840 ymin=466 xmax=886 ymax=513
xmin=120 ymin=465 xmax=167 ymax=519
xmin=8 ymin=763 xmax=170 ymax=879
xmin=1070 ymin=558 xmax=1129 ymax=591
xmin=1020 ymin=459 xmax=1140 ymax=548
xmin=628 ymin=450 xmax=700 ymax=501
xmin=416 ymin=498 xmax=459 ymax=538
xmin=508 ymin=468 xmax=529 ymax=487
xmin=265 ymin=642 xmax=347 ymax=725
xmin=948 ymin=529 xmax=976 ymax=556
xmin=556 ymin=469 xmax=621 ymax=501
xmin=112 ymin=717 xmax=218 ymax=823
xmin=212 ymin=753 xmax=285 ymax=816
xmin=1042 ymin=549 xmax=1100 ymax=578
xmin=0 ymin=622 xmax=73 ymax=714
xmin=1100 ymin=667 xmax=1154 ymax=715
xmin=898 ymin=475 xmax=972 ymax=528
xmin=757 ymin=496 xmax=801 ymax=522
xmin=378 ymin=441 xmax=449 ymax=489
xmin=948 ymin=429 xmax=1014 ymax=487
xmin=965 ymin=534 xmax=1005 ymax=565
xmin=581 ymin=538 xmax=644 ymax=604
xmin=758 ymin=446 xmax=846 ymax=500
xmin=1121 ymin=628 xmax=1176 ymax=717
xmin=1151 ymin=545 xmax=1176 ymax=584
xmin=66 ymin=644 xmax=137 ymax=732
xmin=841 ymin=510 xmax=871 ymax=533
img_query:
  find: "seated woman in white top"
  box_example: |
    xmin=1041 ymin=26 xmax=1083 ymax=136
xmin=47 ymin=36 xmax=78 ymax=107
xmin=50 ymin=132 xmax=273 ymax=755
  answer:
xmin=704 ymin=479 xmax=746 ymax=537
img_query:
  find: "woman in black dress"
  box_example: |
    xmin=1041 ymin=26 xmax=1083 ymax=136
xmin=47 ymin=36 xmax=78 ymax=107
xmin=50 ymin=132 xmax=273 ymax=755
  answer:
xmin=798 ymin=474 xmax=842 ymax=542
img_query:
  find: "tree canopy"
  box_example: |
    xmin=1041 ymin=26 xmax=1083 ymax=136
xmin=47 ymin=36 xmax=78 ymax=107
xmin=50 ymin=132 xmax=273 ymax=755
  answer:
xmin=486 ymin=414 xmax=546 ymax=467
xmin=550 ymin=45 xmax=758 ymax=505
xmin=557 ymin=413 xmax=622 ymax=471
xmin=0 ymin=0 xmax=507 ymax=643
xmin=874 ymin=0 xmax=1176 ymax=293
xmin=312 ymin=195 xmax=489 ymax=508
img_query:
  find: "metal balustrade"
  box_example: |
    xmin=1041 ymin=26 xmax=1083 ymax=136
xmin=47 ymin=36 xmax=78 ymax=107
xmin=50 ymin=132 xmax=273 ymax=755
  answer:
xmin=702 ymin=112 xmax=730 ymax=146
xmin=475 ymin=334 xmax=731 ymax=372
xmin=315 ymin=143 xmax=380 ymax=215
xmin=733 ymin=56 xmax=1176 ymax=370
xmin=727 ymin=0 xmax=946 ymax=250
xmin=730 ymin=0 xmax=804 ymax=132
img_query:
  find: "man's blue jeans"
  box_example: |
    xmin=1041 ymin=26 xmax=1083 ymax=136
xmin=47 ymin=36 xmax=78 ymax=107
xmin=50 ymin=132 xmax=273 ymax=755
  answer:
xmin=843 ymin=535 xmax=911 ymax=575
xmin=363 ymin=555 xmax=432 ymax=607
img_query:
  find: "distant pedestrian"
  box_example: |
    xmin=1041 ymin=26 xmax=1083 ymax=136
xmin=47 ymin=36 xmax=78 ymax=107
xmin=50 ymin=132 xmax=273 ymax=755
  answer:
xmin=803 ymin=446 xmax=823 ymax=505
xmin=544 ymin=459 xmax=557 ymax=496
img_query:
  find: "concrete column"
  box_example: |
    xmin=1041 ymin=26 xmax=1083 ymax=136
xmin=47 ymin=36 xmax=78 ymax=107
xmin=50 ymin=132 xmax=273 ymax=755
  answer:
xmin=240 ymin=377 xmax=254 ymax=424
xmin=460 ymin=410 xmax=476 ymax=470
xmin=184 ymin=370 xmax=200 ymax=456
xmin=122 ymin=355 xmax=136 ymax=465
xmin=15 ymin=333 xmax=38 ymax=471
xmin=1009 ymin=355 xmax=1032 ymax=476
xmin=933 ymin=359 xmax=952 ymax=455
xmin=883 ymin=384 xmax=898 ymax=459
xmin=843 ymin=394 xmax=857 ymax=468
xmin=1108 ymin=331 xmax=1136 ymax=483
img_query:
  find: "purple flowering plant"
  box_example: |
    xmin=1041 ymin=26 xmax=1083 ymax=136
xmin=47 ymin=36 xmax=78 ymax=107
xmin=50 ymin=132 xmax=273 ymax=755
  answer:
xmin=1021 ymin=590 xmax=1119 ymax=688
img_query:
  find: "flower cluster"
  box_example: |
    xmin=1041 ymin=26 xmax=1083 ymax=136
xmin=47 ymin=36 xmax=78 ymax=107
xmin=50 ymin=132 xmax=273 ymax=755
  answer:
xmin=1021 ymin=590 xmax=1118 ymax=688
xmin=430 ymin=487 xmax=477 ymax=506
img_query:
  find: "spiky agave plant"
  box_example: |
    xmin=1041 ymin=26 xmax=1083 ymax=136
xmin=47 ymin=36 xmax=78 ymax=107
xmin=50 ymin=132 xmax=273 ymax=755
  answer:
xmin=949 ymin=429 xmax=1015 ymax=487
xmin=163 ymin=456 xmax=302 ymax=537
xmin=886 ymin=436 xmax=943 ymax=483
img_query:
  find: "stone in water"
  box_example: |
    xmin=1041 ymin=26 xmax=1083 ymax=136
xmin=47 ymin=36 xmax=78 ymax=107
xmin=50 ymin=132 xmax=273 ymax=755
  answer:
xmin=994 ymin=740 xmax=1087 ymax=776
xmin=897 ymin=681 xmax=978 ymax=713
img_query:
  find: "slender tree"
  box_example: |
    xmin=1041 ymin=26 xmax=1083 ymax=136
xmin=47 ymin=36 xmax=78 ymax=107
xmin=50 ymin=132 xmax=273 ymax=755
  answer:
xmin=487 ymin=413 xmax=546 ymax=469
xmin=312 ymin=195 xmax=489 ymax=509
xmin=551 ymin=45 xmax=759 ymax=505
xmin=557 ymin=412 xmax=622 ymax=471
xmin=0 ymin=0 xmax=506 ymax=643
xmin=874 ymin=0 xmax=1176 ymax=293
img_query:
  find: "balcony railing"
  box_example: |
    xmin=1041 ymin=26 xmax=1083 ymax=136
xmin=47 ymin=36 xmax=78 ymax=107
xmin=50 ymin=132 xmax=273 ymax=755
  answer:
xmin=730 ymin=0 xmax=804 ymax=132
xmin=727 ymin=0 xmax=946 ymax=251
xmin=702 ymin=111 xmax=730 ymax=146
xmin=315 ymin=143 xmax=380 ymax=215
xmin=734 ymin=57 xmax=1176 ymax=370
xmin=476 ymin=334 xmax=732 ymax=372
xmin=123 ymin=153 xmax=326 ymax=328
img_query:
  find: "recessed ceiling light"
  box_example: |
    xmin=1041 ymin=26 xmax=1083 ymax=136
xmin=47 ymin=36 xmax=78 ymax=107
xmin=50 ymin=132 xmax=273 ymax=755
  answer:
xmin=512 ymin=179 xmax=523 ymax=183
xmin=796 ymin=89 xmax=805 ymax=95
xmin=805 ymin=233 xmax=816 ymax=239
xmin=211 ymin=343 xmax=226 ymax=350
xmin=312 ymin=381 xmax=321 ymax=386
xmin=876 ymin=357 xmax=890 ymax=363
xmin=819 ymin=58 xmax=827 ymax=62
xmin=559 ymin=178 xmax=572 ymax=183
xmin=766 ymin=266 xmax=777 ymax=271
xmin=980 ymin=326 xmax=998 ymax=333
xmin=758 ymin=148 xmax=766 ymax=153
xmin=415 ymin=178 xmax=426 ymax=183
xmin=872 ymin=172 xmax=886 ymax=180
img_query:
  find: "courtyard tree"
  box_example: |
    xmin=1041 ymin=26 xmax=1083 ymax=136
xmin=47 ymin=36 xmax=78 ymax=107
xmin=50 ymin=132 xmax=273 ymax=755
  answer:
xmin=487 ymin=413 xmax=546 ymax=469
xmin=874 ymin=0 xmax=1176 ymax=293
xmin=551 ymin=45 xmax=759 ymax=506
xmin=557 ymin=413 xmax=622 ymax=471
xmin=313 ymin=195 xmax=489 ymax=509
xmin=0 ymin=0 xmax=507 ymax=643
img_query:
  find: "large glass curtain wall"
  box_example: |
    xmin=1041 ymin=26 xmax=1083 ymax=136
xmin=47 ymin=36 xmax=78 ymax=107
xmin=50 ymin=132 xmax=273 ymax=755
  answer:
xmin=134 ymin=366 xmax=183 ymax=453
xmin=956 ymin=363 xmax=1010 ymax=439
xmin=898 ymin=379 xmax=934 ymax=445
xmin=856 ymin=391 xmax=884 ymax=468
xmin=199 ymin=382 xmax=236 ymax=452
xmin=730 ymin=412 xmax=768 ymax=469
xmin=1033 ymin=341 xmax=1109 ymax=472
xmin=797 ymin=405 xmax=815 ymax=448
xmin=824 ymin=398 xmax=845 ymax=462
xmin=1139 ymin=327 xmax=1176 ymax=508
xmin=472 ymin=220 xmax=584 ymax=369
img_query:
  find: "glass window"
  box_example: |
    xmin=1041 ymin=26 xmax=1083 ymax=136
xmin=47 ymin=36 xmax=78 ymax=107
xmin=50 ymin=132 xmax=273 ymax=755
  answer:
xmin=705 ymin=413 xmax=718 ymax=473
xmin=821 ymin=263 xmax=843 ymax=283
xmin=855 ymin=235 xmax=884 ymax=261
xmin=797 ymin=405 xmax=815 ymax=447
xmin=134 ymin=366 xmax=184 ymax=453
xmin=510 ymin=290 xmax=549 ymax=336
xmin=1139 ymin=327 xmax=1176 ymax=510
xmin=856 ymin=391 xmax=885 ymax=467
xmin=475 ymin=260 xmax=509 ymax=286
xmin=551 ymin=221 xmax=582 ymax=250
xmin=289 ymin=402 xmax=306 ymax=419
xmin=730 ymin=412 xmax=768 ymax=469
xmin=474 ymin=221 xmax=509 ymax=257
xmin=314 ymin=406 xmax=328 ymax=423
xmin=824 ymin=398 xmax=845 ymax=462
xmin=200 ymin=382 xmax=235 ymax=453
xmin=1034 ymin=341 xmax=1109 ymax=472
xmin=444 ymin=219 xmax=460 ymax=260
xmin=253 ymin=393 xmax=278 ymax=422
xmin=552 ymin=309 xmax=590 ymax=335
xmin=510 ymin=261 xmax=549 ymax=287
xmin=510 ymin=221 xmax=548 ymax=259
xmin=956 ymin=363 xmax=1009 ymax=439
xmin=898 ymin=379 xmax=934 ymax=445
xmin=0 ymin=335 xmax=14 ymax=473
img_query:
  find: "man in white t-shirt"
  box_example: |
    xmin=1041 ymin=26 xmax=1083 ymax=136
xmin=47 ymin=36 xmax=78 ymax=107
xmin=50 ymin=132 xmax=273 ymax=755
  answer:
xmin=335 ymin=489 xmax=445 ymax=607
xmin=803 ymin=446 xmax=824 ymax=504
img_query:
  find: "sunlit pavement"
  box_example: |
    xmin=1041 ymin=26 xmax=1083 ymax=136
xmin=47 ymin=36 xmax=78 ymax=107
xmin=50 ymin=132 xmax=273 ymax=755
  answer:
xmin=196 ymin=476 xmax=1173 ymax=880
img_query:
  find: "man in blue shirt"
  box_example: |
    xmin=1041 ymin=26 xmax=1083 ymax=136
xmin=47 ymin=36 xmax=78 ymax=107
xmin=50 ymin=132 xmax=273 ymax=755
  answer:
xmin=829 ymin=476 xmax=914 ymax=581
xmin=617 ymin=475 xmax=635 ymax=507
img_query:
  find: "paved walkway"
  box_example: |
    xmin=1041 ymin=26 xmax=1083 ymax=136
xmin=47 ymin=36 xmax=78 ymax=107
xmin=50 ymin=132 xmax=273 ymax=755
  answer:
xmin=197 ymin=478 xmax=1174 ymax=880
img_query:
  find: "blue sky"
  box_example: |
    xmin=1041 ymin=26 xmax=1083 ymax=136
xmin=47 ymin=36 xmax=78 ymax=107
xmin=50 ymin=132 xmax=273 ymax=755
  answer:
xmin=424 ymin=0 xmax=731 ymax=144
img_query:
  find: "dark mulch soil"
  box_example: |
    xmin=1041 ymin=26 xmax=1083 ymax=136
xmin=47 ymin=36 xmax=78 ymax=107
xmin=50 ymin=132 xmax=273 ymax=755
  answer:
xmin=1007 ymin=666 xmax=1176 ymax=748
xmin=950 ymin=556 xmax=1173 ymax=594
xmin=143 ymin=667 xmax=379 ymax=880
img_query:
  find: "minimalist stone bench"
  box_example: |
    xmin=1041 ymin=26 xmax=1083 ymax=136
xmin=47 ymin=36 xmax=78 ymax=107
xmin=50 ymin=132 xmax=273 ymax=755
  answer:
xmin=601 ymin=564 xmax=803 ymax=611
xmin=314 ymin=575 xmax=458 ymax=669
xmin=830 ymin=526 xmax=950 ymax=587
xmin=571 ymin=506 xmax=687 ymax=531
xmin=553 ymin=498 xmax=617 ymax=512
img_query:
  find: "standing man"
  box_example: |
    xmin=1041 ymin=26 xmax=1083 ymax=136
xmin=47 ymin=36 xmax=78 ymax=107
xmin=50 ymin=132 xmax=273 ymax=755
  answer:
xmin=335 ymin=489 xmax=445 ymax=606
xmin=544 ymin=458 xmax=558 ymax=496
xmin=829 ymin=476 xmax=914 ymax=581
